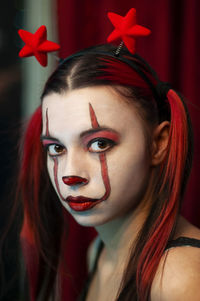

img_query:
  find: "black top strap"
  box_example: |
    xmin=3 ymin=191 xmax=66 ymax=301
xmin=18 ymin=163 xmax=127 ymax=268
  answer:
xmin=165 ymin=236 xmax=200 ymax=250
xmin=77 ymin=236 xmax=200 ymax=300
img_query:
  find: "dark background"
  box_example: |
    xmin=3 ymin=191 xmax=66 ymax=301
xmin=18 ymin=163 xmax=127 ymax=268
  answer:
xmin=0 ymin=0 xmax=22 ymax=300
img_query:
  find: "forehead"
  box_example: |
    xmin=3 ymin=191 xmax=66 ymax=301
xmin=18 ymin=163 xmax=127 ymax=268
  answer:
xmin=42 ymin=86 xmax=142 ymax=136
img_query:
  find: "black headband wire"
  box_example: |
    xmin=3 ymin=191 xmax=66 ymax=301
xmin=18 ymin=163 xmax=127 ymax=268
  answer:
xmin=59 ymin=49 xmax=171 ymax=112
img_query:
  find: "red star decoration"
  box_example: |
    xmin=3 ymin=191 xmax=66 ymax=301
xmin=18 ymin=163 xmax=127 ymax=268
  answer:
xmin=107 ymin=8 xmax=151 ymax=54
xmin=18 ymin=25 xmax=60 ymax=67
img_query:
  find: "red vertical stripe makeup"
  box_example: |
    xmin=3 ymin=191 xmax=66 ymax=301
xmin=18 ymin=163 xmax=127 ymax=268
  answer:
xmin=45 ymin=108 xmax=49 ymax=136
xmin=45 ymin=105 xmax=111 ymax=212
xmin=45 ymin=108 xmax=65 ymax=201
xmin=53 ymin=157 xmax=65 ymax=201
xmin=89 ymin=103 xmax=111 ymax=201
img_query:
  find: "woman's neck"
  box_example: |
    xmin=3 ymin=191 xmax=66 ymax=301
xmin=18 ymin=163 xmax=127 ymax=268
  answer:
xmin=95 ymin=202 xmax=149 ymax=269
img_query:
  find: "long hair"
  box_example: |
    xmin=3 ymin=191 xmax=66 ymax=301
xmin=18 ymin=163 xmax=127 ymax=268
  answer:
xmin=19 ymin=44 xmax=193 ymax=300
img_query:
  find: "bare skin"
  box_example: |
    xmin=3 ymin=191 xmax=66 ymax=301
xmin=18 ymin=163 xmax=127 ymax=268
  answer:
xmin=151 ymin=216 xmax=200 ymax=301
xmin=86 ymin=215 xmax=200 ymax=301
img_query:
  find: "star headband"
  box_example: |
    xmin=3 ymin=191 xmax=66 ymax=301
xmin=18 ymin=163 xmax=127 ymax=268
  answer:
xmin=18 ymin=25 xmax=60 ymax=67
xmin=107 ymin=8 xmax=151 ymax=55
xmin=18 ymin=8 xmax=151 ymax=66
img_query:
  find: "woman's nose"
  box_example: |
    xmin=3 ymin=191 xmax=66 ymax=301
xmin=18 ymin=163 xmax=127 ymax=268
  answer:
xmin=62 ymin=176 xmax=88 ymax=186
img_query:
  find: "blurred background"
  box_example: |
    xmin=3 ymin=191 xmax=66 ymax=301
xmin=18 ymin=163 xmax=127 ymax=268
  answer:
xmin=0 ymin=0 xmax=199 ymax=300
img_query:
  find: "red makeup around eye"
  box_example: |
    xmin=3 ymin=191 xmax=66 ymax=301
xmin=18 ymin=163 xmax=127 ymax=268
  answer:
xmin=41 ymin=138 xmax=61 ymax=147
xmin=82 ymin=130 xmax=120 ymax=146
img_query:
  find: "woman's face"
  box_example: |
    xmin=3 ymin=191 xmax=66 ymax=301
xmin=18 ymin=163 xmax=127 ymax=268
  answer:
xmin=42 ymin=86 xmax=152 ymax=227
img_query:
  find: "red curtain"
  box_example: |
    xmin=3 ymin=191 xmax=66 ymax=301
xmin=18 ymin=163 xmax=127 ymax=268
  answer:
xmin=56 ymin=1 xmax=200 ymax=300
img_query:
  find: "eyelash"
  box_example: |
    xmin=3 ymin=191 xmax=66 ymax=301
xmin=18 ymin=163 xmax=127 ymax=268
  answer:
xmin=87 ymin=138 xmax=116 ymax=153
xmin=45 ymin=144 xmax=66 ymax=157
xmin=44 ymin=138 xmax=116 ymax=157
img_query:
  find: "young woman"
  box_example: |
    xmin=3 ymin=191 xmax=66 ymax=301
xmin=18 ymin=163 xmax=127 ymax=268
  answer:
xmin=19 ymin=43 xmax=200 ymax=301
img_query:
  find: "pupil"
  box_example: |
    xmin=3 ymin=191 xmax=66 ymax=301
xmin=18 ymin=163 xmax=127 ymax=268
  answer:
xmin=55 ymin=145 xmax=62 ymax=152
xmin=98 ymin=140 xmax=107 ymax=149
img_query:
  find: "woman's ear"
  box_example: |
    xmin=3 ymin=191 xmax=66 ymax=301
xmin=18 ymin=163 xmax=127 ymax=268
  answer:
xmin=151 ymin=121 xmax=170 ymax=166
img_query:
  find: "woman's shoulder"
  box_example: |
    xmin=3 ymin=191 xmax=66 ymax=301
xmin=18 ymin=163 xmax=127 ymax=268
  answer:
xmin=151 ymin=240 xmax=200 ymax=300
xmin=151 ymin=216 xmax=200 ymax=301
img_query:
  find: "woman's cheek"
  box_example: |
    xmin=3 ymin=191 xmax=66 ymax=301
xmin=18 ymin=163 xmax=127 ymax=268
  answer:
xmin=106 ymin=143 xmax=148 ymax=194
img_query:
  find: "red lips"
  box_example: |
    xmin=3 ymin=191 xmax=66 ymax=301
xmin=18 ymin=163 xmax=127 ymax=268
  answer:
xmin=65 ymin=196 xmax=102 ymax=211
xmin=63 ymin=179 xmax=103 ymax=211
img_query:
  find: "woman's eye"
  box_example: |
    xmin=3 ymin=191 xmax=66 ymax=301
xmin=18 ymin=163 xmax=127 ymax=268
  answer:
xmin=47 ymin=144 xmax=65 ymax=156
xmin=88 ymin=138 xmax=115 ymax=153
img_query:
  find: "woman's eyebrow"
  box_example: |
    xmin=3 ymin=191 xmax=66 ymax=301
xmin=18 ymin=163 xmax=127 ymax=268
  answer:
xmin=41 ymin=128 xmax=120 ymax=143
xmin=40 ymin=135 xmax=61 ymax=143
xmin=80 ymin=127 xmax=118 ymax=138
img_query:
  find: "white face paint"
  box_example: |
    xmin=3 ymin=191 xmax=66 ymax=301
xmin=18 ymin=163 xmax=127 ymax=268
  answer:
xmin=42 ymin=86 xmax=151 ymax=227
